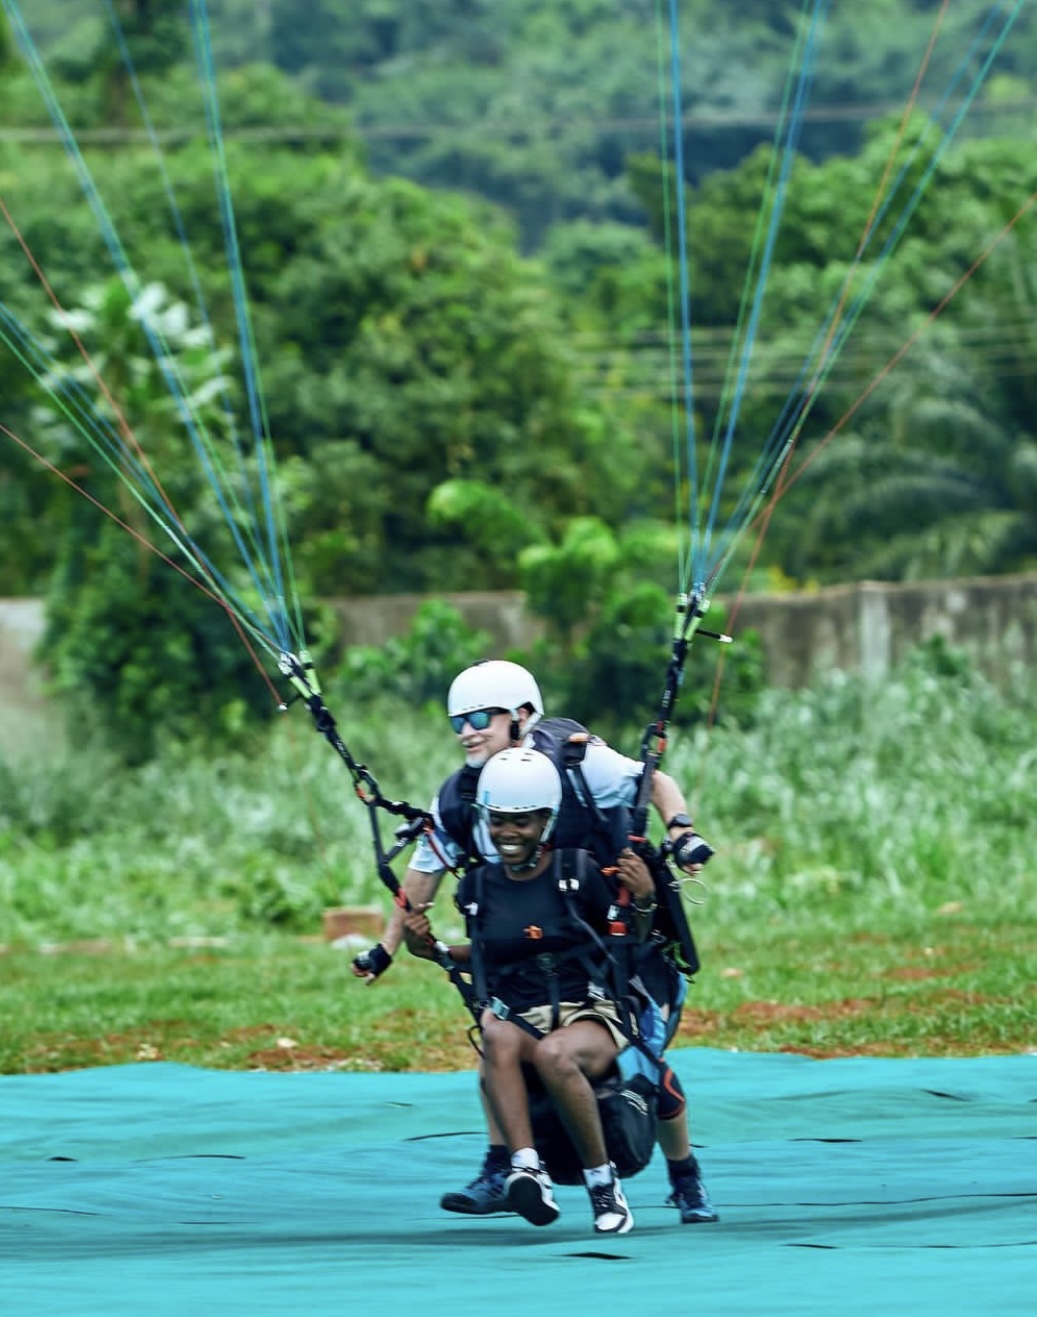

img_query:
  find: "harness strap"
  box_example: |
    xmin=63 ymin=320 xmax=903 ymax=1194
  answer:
xmin=460 ymin=851 xmax=667 ymax=1076
xmin=553 ymin=852 xmax=666 ymax=1076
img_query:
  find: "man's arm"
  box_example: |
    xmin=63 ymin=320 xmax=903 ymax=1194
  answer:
xmin=648 ymin=767 xmax=689 ymax=832
xmin=578 ymin=741 xmax=711 ymax=867
xmin=352 ymin=863 xmax=447 ymax=983
xmin=649 ymin=768 xmax=713 ymax=870
xmin=388 ymin=864 xmax=447 ymax=953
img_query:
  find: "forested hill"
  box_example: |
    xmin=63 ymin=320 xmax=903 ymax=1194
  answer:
xmin=2 ymin=1 xmax=1035 ymax=749
xmin=4 ymin=2 xmax=1035 ymax=604
xmin=19 ymin=0 xmax=1037 ymax=248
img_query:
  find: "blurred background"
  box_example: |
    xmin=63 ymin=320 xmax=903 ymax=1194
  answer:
xmin=0 ymin=1 xmax=1035 ymax=948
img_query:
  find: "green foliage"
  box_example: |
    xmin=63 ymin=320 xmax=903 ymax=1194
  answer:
xmin=426 ymin=479 xmax=546 ymax=580
xmin=519 ymin=516 xmax=621 ymax=643
xmin=3 ymin=0 xmax=1037 ymax=757
xmin=332 ymin=600 xmax=491 ymax=708
xmin=35 ymin=277 xmax=275 ymax=761
xmin=589 ymin=122 xmax=1037 ymax=589
xmin=515 ymin=514 xmax=764 ymax=732
xmin=53 ymin=0 xmax=187 ymax=115
xmin=2 ymin=45 xmax=654 ymax=604
xmin=2 ymin=643 xmax=1034 ymax=957
xmin=760 ymin=129 xmax=1037 ymax=583
xmin=42 ymin=525 xmax=275 ymax=762
xmin=677 ymin=638 xmax=1037 ymax=923
xmin=0 ymin=697 xmax=463 ymax=943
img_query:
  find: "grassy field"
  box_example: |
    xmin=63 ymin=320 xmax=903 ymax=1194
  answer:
xmin=1 ymin=647 xmax=1034 ymax=1073
xmin=1 ymin=909 xmax=1032 ymax=1074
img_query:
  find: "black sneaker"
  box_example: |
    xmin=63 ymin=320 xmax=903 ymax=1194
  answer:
xmin=668 ymin=1165 xmax=719 ymax=1223
xmin=440 ymin=1164 xmax=510 ymax=1215
xmin=505 ymin=1165 xmax=560 ymax=1226
xmin=589 ymin=1172 xmax=634 ymax=1234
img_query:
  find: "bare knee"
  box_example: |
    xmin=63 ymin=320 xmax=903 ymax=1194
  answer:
xmin=482 ymin=1017 xmax=523 ymax=1067
xmin=533 ymin=1031 xmax=579 ymax=1083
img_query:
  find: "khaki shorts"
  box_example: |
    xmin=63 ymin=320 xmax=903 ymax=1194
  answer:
xmin=518 ymin=1000 xmax=630 ymax=1052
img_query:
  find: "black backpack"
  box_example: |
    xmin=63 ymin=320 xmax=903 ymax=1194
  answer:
xmin=528 ymin=1068 xmax=658 ymax=1185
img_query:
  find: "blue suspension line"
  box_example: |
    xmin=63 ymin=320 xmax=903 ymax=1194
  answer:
xmin=188 ymin=0 xmax=289 ymax=645
xmin=708 ymin=0 xmax=1028 ymax=581
xmin=746 ymin=0 xmax=1018 ymax=493
xmin=98 ymin=0 xmax=255 ymax=516
xmin=694 ymin=0 xmax=831 ymax=586
xmin=0 ymin=301 xmax=278 ymax=649
xmin=99 ymin=0 xmax=291 ymax=645
xmin=0 ymin=0 xmax=292 ymax=653
xmin=666 ymin=0 xmax=700 ymax=592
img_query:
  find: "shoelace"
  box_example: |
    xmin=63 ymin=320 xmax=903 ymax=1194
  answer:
xmin=589 ymin=1183 xmax=620 ymax=1216
xmin=466 ymin=1168 xmax=507 ymax=1192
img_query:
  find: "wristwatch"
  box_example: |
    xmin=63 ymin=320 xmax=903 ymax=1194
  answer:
xmin=666 ymin=812 xmax=694 ymax=830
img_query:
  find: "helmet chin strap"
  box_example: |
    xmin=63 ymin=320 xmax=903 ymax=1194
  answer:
xmin=507 ymin=841 xmax=550 ymax=874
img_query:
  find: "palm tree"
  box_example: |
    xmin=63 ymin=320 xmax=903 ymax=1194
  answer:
xmin=781 ymin=322 xmax=1037 ymax=583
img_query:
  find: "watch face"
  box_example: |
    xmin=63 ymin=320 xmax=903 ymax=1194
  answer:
xmin=668 ymin=813 xmax=693 ymax=829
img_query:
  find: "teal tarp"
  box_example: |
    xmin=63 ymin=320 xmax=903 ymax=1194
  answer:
xmin=2 ymin=1049 xmax=1035 ymax=1316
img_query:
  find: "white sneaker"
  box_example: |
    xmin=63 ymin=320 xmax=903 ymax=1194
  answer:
xmin=589 ymin=1170 xmax=634 ymax=1234
xmin=505 ymin=1165 xmax=560 ymax=1226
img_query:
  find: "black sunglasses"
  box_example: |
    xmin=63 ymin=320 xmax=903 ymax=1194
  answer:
xmin=448 ymin=707 xmax=508 ymax=734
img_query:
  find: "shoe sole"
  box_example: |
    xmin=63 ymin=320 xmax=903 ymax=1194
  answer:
xmin=507 ymin=1177 xmax=560 ymax=1227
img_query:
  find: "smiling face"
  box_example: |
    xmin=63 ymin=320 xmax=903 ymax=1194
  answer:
xmin=453 ymin=709 xmax=516 ymax=767
xmin=487 ymin=809 xmax=552 ymax=870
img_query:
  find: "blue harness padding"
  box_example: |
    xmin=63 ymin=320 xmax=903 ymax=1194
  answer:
xmin=617 ymin=994 xmax=668 ymax=1086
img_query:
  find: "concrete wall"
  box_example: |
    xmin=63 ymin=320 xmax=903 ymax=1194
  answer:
xmin=328 ymin=574 xmax=1037 ymax=689
xmin=329 ymin=591 xmax=541 ymax=653
xmin=726 ymin=573 xmax=1037 ymax=687
xmin=3 ymin=573 xmax=1035 ymax=753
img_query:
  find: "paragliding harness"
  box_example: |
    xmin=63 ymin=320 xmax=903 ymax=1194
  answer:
xmin=434 ymin=716 xmax=613 ymax=874
xmin=277 ymin=642 xmax=718 ymax=1182
xmin=459 ymin=846 xmax=663 ymax=1184
xmin=431 ymin=717 xmax=666 ymax=1180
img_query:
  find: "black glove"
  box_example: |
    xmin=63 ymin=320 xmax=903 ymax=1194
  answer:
xmin=351 ymin=943 xmax=393 ymax=980
xmin=671 ymin=831 xmax=714 ymax=869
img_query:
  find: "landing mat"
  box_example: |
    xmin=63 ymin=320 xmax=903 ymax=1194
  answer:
xmin=2 ymin=1050 xmax=1035 ymax=1316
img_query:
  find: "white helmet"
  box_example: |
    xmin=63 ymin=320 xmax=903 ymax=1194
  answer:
xmin=447 ymin=660 xmax=543 ymax=727
xmin=476 ymin=748 xmax=562 ymax=843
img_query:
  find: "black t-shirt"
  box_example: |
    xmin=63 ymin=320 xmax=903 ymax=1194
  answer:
xmin=458 ymin=849 xmax=619 ymax=1013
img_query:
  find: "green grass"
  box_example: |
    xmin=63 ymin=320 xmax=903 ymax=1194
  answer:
xmin=1 ymin=649 xmax=1035 ymax=1072
xmin=1 ymin=908 xmax=1031 ymax=1074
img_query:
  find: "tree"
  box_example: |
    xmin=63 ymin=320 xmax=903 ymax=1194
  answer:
xmin=46 ymin=0 xmax=188 ymax=126
xmin=38 ymin=278 xmax=273 ymax=760
xmin=514 ymin=514 xmax=763 ymax=733
xmin=785 ymin=334 xmax=1037 ymax=582
xmin=762 ymin=130 xmax=1037 ymax=582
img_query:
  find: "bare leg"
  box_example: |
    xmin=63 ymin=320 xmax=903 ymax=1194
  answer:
xmin=533 ymin=1020 xmax=618 ymax=1168
xmin=480 ymin=1013 xmax=542 ymax=1153
xmin=476 ymin=1058 xmax=507 ymax=1144
xmin=658 ymin=1112 xmax=691 ymax=1160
